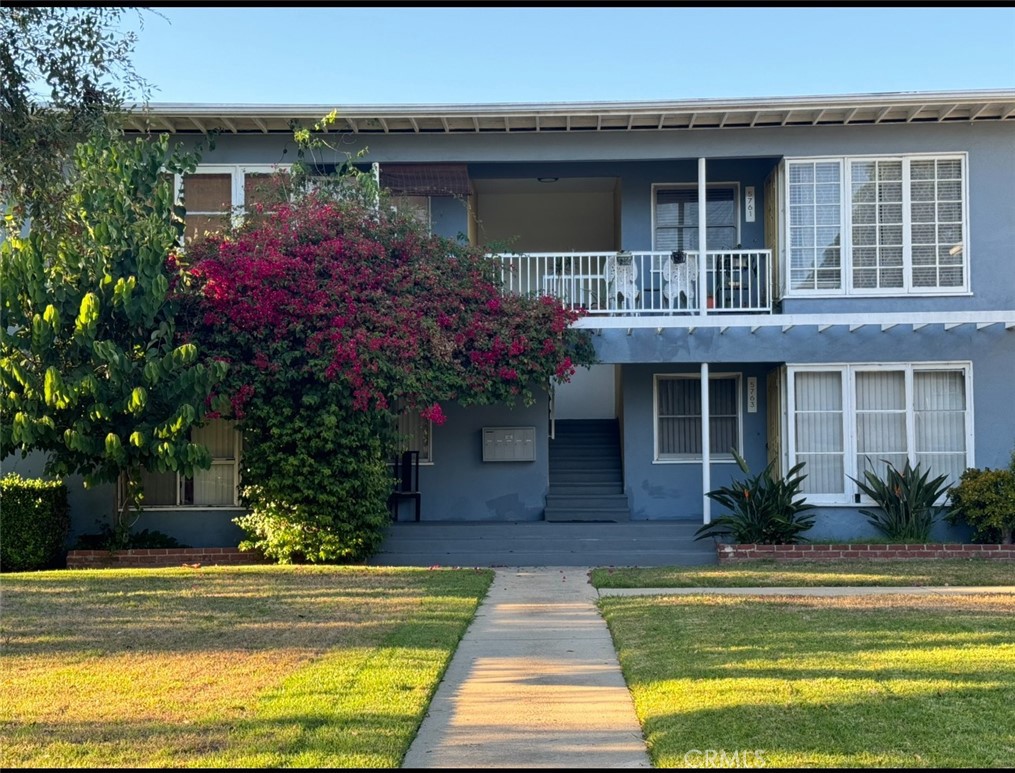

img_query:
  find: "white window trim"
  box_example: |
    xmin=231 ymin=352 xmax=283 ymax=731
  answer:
xmin=783 ymin=152 xmax=970 ymax=298
xmin=786 ymin=362 xmax=974 ymax=505
xmin=174 ymin=164 xmax=293 ymax=237
xmin=653 ymin=372 xmax=743 ymax=464
xmin=120 ymin=425 xmax=244 ymax=510
xmin=651 ymin=182 xmax=742 ymax=251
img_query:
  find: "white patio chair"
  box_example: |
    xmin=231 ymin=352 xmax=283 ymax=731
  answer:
xmin=661 ymin=250 xmax=697 ymax=310
xmin=605 ymin=252 xmax=639 ymax=312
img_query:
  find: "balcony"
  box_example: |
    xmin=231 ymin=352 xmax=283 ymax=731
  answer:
xmin=495 ymin=250 xmax=772 ymax=316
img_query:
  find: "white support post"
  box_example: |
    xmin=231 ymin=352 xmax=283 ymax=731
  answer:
xmin=698 ymin=157 xmax=708 ymax=316
xmin=701 ymin=361 xmax=711 ymax=524
xmin=371 ymin=162 xmax=381 ymax=212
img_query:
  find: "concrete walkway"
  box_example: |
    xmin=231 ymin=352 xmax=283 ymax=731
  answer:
xmin=402 ymin=567 xmax=651 ymax=769
xmin=404 ymin=570 xmax=1015 ymax=769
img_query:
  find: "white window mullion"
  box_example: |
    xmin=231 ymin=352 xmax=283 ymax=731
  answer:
xmin=841 ymin=159 xmax=853 ymax=295
xmin=844 ymin=367 xmax=857 ymax=501
xmin=902 ymin=157 xmax=913 ymax=293
xmin=904 ymin=365 xmax=917 ymax=469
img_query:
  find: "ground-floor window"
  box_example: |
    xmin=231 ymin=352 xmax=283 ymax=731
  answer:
xmin=654 ymin=373 xmax=741 ymax=462
xmin=130 ymin=420 xmax=242 ymax=508
xmin=394 ymin=410 xmax=433 ymax=464
xmin=787 ymin=363 xmax=971 ymax=503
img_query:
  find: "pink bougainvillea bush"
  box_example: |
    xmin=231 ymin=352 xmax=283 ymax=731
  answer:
xmin=185 ymin=191 xmax=595 ymax=562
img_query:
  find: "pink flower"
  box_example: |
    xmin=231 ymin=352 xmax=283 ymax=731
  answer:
xmin=421 ymin=403 xmax=446 ymax=425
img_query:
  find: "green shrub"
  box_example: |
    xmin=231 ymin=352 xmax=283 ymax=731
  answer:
xmin=73 ymin=525 xmax=188 ymax=551
xmin=850 ymin=459 xmax=951 ymax=542
xmin=232 ymin=394 xmax=393 ymax=563
xmin=0 ymin=473 xmax=70 ymax=571
xmin=947 ymin=458 xmax=1015 ymax=544
xmin=695 ymin=451 xmax=816 ymax=544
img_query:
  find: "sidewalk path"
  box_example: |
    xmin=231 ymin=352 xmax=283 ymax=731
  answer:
xmin=402 ymin=567 xmax=651 ymax=769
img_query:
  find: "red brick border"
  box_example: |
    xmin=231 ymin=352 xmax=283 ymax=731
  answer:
xmin=66 ymin=547 xmax=267 ymax=569
xmin=717 ymin=543 xmax=1015 ymax=564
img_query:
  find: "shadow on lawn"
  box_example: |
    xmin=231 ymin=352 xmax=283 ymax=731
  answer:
xmin=2 ymin=708 xmax=422 ymax=768
xmin=603 ymin=594 xmax=1015 ymax=768
xmin=640 ymin=683 xmax=1014 ymax=768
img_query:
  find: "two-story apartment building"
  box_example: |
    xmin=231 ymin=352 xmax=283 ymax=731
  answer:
xmin=18 ymin=89 xmax=1014 ymax=553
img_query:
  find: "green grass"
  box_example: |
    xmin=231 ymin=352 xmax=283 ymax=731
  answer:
xmin=0 ymin=565 xmax=493 ymax=768
xmin=590 ymin=559 xmax=1015 ymax=589
xmin=599 ymin=593 xmax=1015 ymax=767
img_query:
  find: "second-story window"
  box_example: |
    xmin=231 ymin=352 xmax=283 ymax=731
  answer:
xmin=786 ymin=154 xmax=967 ymax=296
xmin=178 ymin=165 xmax=286 ymax=242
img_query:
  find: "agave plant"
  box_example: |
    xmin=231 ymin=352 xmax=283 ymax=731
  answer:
xmin=850 ymin=458 xmax=951 ymax=542
xmin=695 ymin=450 xmax=816 ymax=544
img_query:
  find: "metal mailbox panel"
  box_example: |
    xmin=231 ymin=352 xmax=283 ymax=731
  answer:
xmin=482 ymin=427 xmax=536 ymax=462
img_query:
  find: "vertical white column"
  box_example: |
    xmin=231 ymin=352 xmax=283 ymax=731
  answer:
xmin=371 ymin=162 xmax=381 ymax=212
xmin=698 ymin=157 xmax=708 ymax=316
xmin=701 ymin=361 xmax=711 ymax=524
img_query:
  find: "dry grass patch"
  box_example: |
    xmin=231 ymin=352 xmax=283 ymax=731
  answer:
xmin=590 ymin=559 xmax=1015 ymax=589
xmin=1 ymin=565 xmax=492 ymax=768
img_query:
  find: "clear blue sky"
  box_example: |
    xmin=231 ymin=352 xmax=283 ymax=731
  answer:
xmin=126 ymin=7 xmax=1015 ymax=104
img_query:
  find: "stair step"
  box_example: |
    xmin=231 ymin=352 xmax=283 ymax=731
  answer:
xmin=548 ymin=484 xmax=625 ymax=495
xmin=545 ymin=494 xmax=631 ymax=507
xmin=544 ymin=510 xmax=631 ymax=522
xmin=550 ymin=459 xmax=622 ymax=470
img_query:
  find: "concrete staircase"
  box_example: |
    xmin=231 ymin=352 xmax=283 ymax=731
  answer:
xmin=544 ymin=419 xmax=631 ymax=522
xmin=368 ymin=521 xmax=716 ymax=567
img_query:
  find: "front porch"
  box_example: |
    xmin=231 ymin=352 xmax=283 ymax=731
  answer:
xmin=369 ymin=520 xmax=716 ymax=567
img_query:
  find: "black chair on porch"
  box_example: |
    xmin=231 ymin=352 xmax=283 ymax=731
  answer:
xmin=389 ymin=450 xmax=421 ymax=522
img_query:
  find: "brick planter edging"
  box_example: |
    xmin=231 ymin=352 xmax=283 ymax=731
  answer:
xmin=717 ymin=543 xmax=1015 ymax=563
xmin=66 ymin=547 xmax=267 ymax=569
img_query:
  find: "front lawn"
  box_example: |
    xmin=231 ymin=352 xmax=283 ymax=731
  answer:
xmin=590 ymin=559 xmax=1015 ymax=589
xmin=599 ymin=593 xmax=1015 ymax=768
xmin=0 ymin=565 xmax=492 ymax=768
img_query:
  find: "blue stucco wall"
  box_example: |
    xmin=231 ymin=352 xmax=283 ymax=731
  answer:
xmin=413 ymin=395 xmax=550 ymax=522
xmin=1 ymin=452 xmax=245 ymax=547
xmin=620 ymin=363 xmax=775 ymax=521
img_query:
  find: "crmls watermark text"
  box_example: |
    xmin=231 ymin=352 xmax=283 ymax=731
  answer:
xmin=683 ymin=749 xmax=766 ymax=768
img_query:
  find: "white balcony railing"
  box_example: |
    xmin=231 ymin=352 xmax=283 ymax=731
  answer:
xmin=495 ymin=250 xmax=772 ymax=315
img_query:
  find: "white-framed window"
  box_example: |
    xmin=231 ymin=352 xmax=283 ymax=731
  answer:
xmin=176 ymin=164 xmax=289 ymax=242
xmin=130 ymin=420 xmax=243 ymax=508
xmin=394 ymin=410 xmax=433 ymax=465
xmin=785 ymin=154 xmax=968 ymax=295
xmin=787 ymin=363 xmax=973 ymax=504
xmin=390 ymin=194 xmax=432 ymax=233
xmin=654 ymin=374 xmax=742 ymax=462
xmin=653 ymin=183 xmax=740 ymax=252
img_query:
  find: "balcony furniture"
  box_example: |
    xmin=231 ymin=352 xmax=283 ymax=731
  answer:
xmin=661 ymin=250 xmax=697 ymax=310
xmin=389 ymin=450 xmax=421 ymax=522
xmin=605 ymin=251 xmax=639 ymax=311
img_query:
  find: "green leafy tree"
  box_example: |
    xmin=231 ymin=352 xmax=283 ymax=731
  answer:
xmin=1 ymin=6 xmax=150 ymax=225
xmin=0 ymin=130 xmax=227 ymax=529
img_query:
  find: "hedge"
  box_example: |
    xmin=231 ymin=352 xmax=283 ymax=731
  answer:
xmin=0 ymin=473 xmax=70 ymax=571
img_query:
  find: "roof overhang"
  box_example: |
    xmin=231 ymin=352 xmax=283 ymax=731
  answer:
xmin=125 ymin=90 xmax=1015 ymax=135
